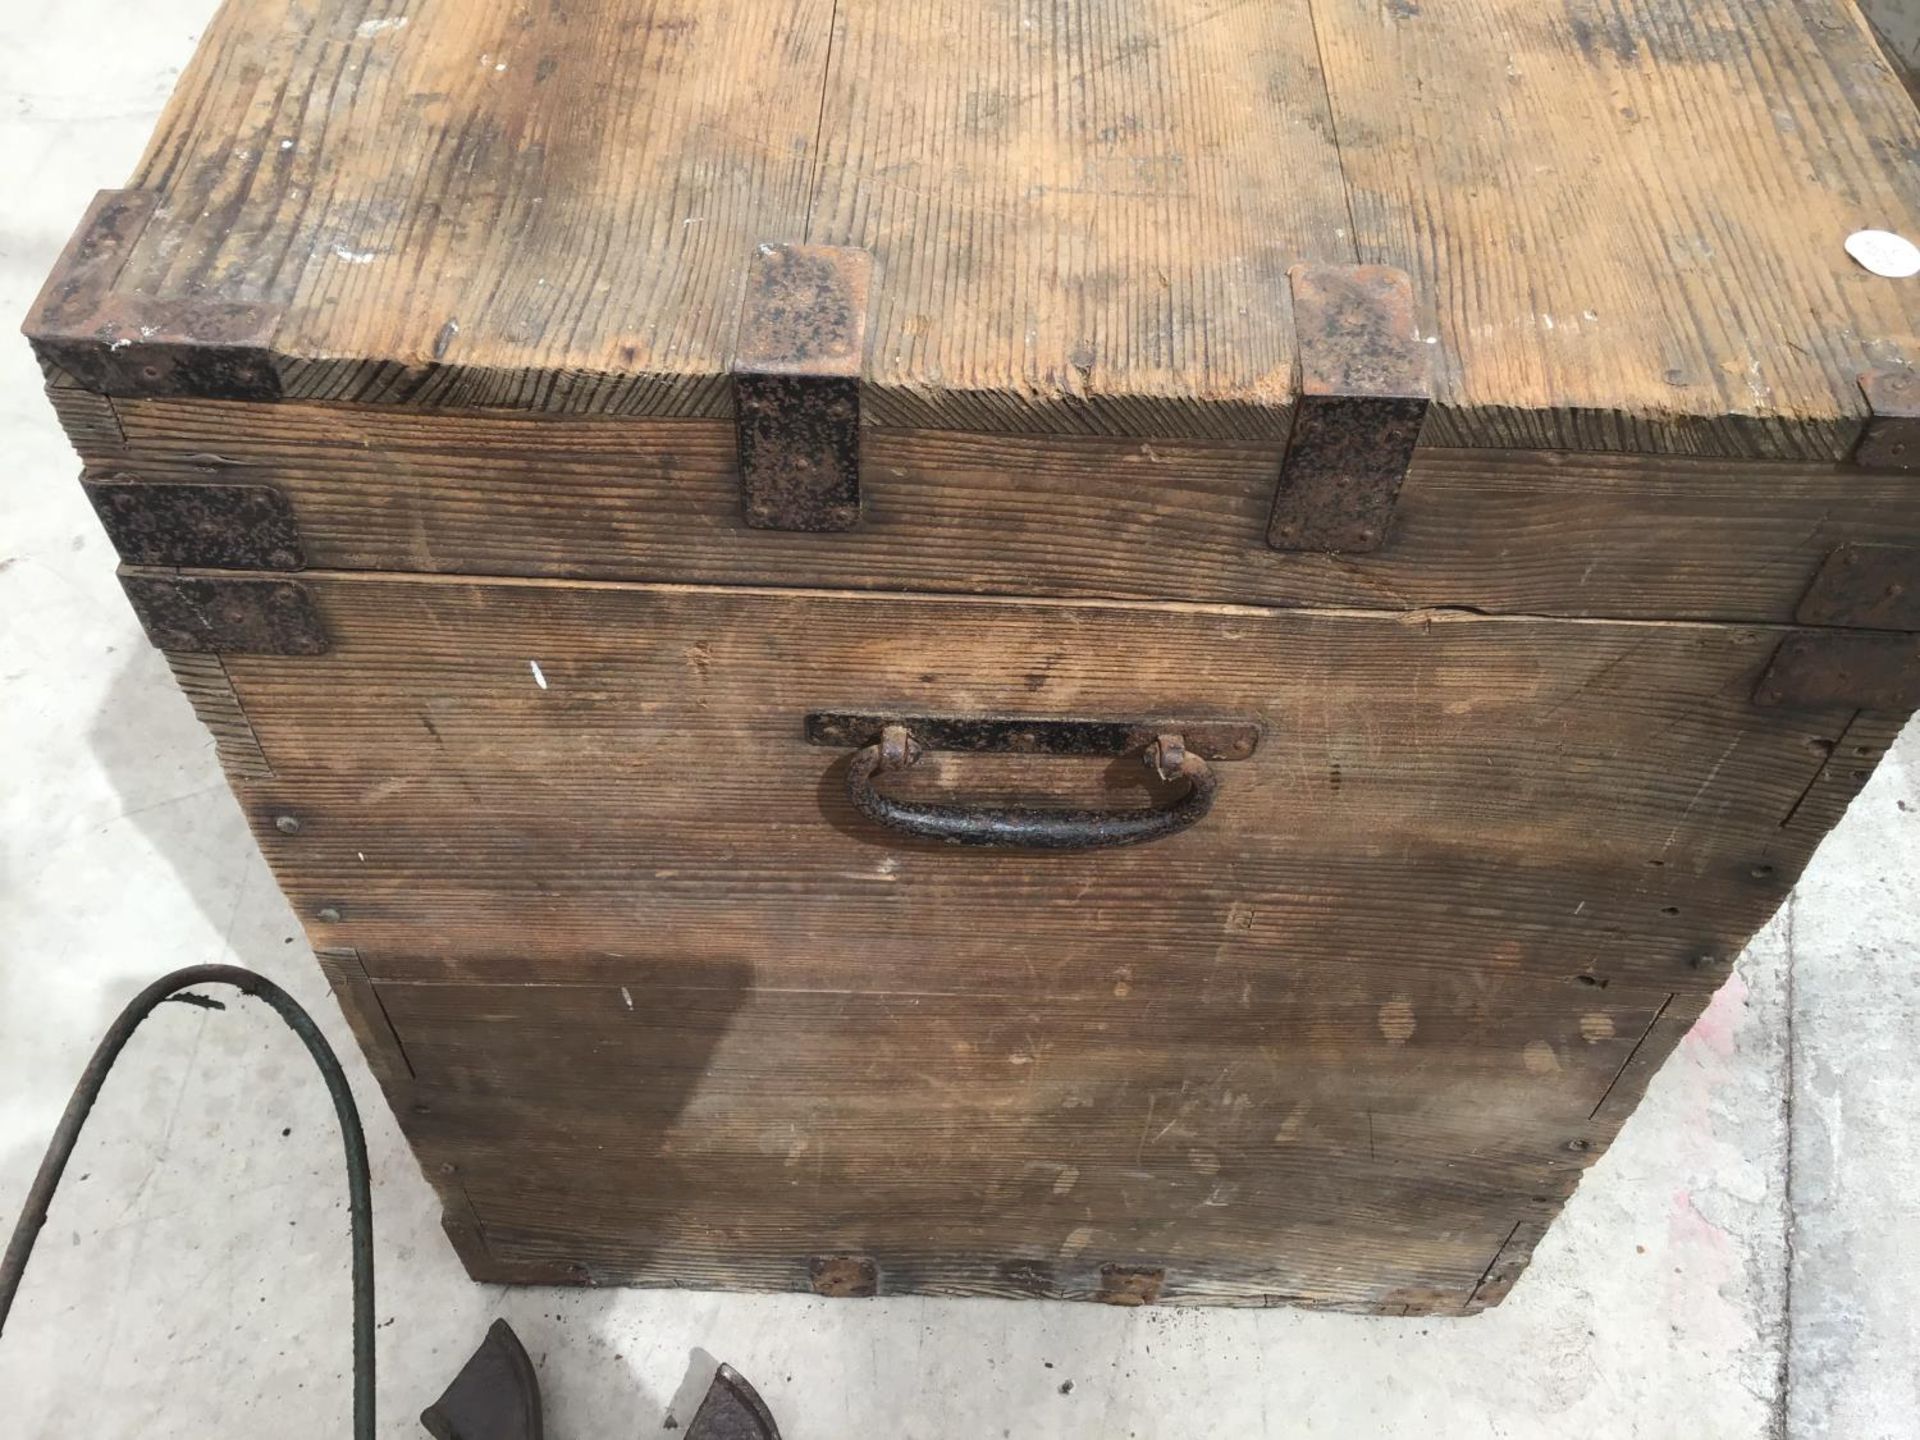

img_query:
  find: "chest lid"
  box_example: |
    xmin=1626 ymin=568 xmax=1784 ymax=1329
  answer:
xmin=26 ymin=0 xmax=1920 ymax=466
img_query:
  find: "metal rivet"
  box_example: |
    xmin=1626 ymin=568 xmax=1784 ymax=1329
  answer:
xmin=274 ymin=815 xmax=301 ymax=834
xmin=316 ymin=906 xmax=342 ymax=923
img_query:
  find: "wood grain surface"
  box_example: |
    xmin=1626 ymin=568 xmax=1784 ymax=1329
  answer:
xmin=362 ymin=967 xmax=1676 ymax=1309
xmin=82 ymin=0 xmax=1920 ymax=452
xmin=1313 ymin=0 xmax=1920 ymax=458
xmin=127 ymin=0 xmax=833 ymax=413
xmin=160 ymin=568 xmax=1888 ymax=1306
xmin=87 ymin=395 xmax=1920 ymax=621
xmin=177 ymin=572 xmax=1886 ymax=1001
xmin=803 ymin=0 xmax=1349 ymax=439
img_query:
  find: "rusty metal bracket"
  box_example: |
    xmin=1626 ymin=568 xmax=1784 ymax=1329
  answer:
xmin=120 ymin=570 xmax=330 ymax=655
xmin=24 ymin=189 xmax=283 ymax=401
xmin=1268 ymin=264 xmax=1430 ymax=553
xmin=420 ymin=1320 xmax=543 ymax=1440
xmin=1853 ymin=369 xmax=1920 ymax=471
xmin=1797 ymin=541 xmax=1920 ymax=629
xmin=83 ymin=476 xmax=304 ymax=570
xmin=806 ymin=712 xmax=1261 ymax=761
xmin=1795 ymin=544 xmax=1919 ymax=631
xmin=1754 ymin=631 xmax=1920 ymax=710
xmin=730 ymin=243 xmax=873 ymax=532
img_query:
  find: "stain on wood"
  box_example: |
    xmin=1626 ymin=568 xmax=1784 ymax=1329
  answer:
xmin=808 ymin=1256 xmax=880 ymax=1298
xmin=357 ymin=960 xmax=1667 ymax=1308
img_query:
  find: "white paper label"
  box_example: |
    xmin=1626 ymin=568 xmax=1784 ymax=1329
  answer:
xmin=1845 ymin=229 xmax=1920 ymax=279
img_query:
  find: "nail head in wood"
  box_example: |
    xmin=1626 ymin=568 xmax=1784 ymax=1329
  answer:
xmin=1268 ymin=264 xmax=1431 ymax=553
xmin=731 ymin=243 xmax=873 ymax=533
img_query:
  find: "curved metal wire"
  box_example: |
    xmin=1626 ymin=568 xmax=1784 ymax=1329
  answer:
xmin=0 ymin=965 xmax=374 ymax=1440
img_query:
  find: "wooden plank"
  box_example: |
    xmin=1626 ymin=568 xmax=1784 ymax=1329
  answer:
xmin=161 ymin=652 xmax=275 ymax=778
xmin=42 ymin=385 xmax=124 ymax=449
xmin=90 ymin=397 xmax=1920 ymax=623
xmin=117 ymin=0 xmax=835 ymax=413
xmin=1312 ymin=0 xmax=1920 ymax=459
xmin=803 ymin=0 xmax=1351 ymax=439
xmin=1769 ymin=709 xmax=1915 ymax=851
xmin=310 ymin=945 xmax=415 ymax=1086
xmin=63 ymin=0 xmax=1920 ymax=451
xmin=360 ymin=968 xmax=1666 ymax=1308
xmin=174 ymin=573 xmax=1884 ymax=996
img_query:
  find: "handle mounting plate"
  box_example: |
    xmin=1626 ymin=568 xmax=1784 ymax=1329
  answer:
xmin=805 ymin=712 xmax=1260 ymax=760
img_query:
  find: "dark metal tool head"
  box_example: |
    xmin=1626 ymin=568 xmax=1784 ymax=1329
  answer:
xmin=686 ymin=1363 xmax=783 ymax=1440
xmin=420 ymin=1319 xmax=543 ymax=1440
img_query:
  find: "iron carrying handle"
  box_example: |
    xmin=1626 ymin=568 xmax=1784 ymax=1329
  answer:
xmin=846 ymin=724 xmax=1217 ymax=850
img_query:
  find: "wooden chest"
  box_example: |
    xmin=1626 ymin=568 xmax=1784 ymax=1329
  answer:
xmin=27 ymin=0 xmax=1920 ymax=1314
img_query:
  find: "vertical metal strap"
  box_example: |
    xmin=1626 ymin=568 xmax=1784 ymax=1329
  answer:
xmin=730 ymin=243 xmax=874 ymax=532
xmin=1854 ymin=368 xmax=1919 ymax=471
xmin=1268 ymin=264 xmax=1431 ymax=553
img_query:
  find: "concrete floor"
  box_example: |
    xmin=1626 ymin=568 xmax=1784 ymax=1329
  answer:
xmin=3 ymin=3 xmax=1918 ymax=1436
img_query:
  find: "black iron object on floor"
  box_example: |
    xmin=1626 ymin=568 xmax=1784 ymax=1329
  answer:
xmin=421 ymin=1320 xmax=545 ymax=1440
xmin=0 ymin=965 xmax=785 ymax=1439
xmin=423 ymin=1319 xmax=784 ymax=1440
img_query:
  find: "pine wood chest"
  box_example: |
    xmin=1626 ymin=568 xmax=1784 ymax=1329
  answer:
xmin=27 ymin=0 xmax=1920 ymax=1314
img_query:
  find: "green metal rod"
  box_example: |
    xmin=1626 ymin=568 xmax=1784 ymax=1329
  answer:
xmin=0 ymin=965 xmax=375 ymax=1440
